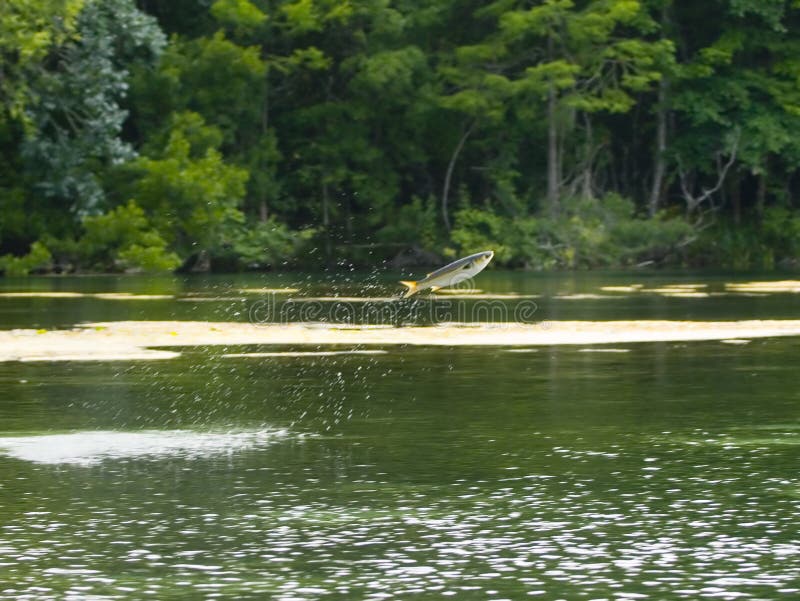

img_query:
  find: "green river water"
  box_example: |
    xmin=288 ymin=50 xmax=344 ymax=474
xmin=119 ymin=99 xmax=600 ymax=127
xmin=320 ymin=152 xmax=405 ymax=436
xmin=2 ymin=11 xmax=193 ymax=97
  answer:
xmin=1 ymin=272 xmax=799 ymax=599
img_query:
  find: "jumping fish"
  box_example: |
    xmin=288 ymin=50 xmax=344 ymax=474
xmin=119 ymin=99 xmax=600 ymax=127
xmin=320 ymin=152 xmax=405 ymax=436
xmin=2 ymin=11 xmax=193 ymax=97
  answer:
xmin=399 ymin=250 xmax=494 ymax=297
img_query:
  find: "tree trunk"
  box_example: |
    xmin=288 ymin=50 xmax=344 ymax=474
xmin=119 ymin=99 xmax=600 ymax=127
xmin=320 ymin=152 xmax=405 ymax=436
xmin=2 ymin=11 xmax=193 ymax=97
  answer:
xmin=441 ymin=120 xmax=475 ymax=231
xmin=546 ymin=82 xmax=559 ymax=216
xmin=581 ymin=113 xmax=594 ymax=200
xmin=648 ymin=75 xmax=668 ymax=217
xmin=545 ymin=34 xmax=560 ymax=217
xmin=756 ymin=170 xmax=767 ymax=217
xmin=730 ymin=171 xmax=741 ymax=225
xmin=258 ymin=70 xmax=270 ymax=223
xmin=322 ymin=181 xmax=332 ymax=266
xmin=649 ymin=2 xmax=670 ymax=217
xmin=344 ymin=194 xmax=353 ymax=242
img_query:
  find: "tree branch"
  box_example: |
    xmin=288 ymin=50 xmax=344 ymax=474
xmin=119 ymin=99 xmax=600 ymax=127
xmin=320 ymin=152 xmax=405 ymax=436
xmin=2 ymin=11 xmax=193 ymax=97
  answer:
xmin=678 ymin=129 xmax=740 ymax=214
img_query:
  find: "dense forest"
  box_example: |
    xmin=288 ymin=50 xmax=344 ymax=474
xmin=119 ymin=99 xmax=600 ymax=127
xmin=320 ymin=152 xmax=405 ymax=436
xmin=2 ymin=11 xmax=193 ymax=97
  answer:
xmin=2 ymin=0 xmax=800 ymax=275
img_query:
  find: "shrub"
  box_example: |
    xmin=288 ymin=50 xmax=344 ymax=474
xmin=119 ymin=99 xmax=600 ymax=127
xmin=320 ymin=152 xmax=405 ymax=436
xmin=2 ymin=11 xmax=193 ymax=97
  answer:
xmin=763 ymin=206 xmax=800 ymax=261
xmin=0 ymin=241 xmax=52 ymax=276
xmin=223 ymin=219 xmax=315 ymax=269
xmin=448 ymin=194 xmax=693 ymax=269
xmin=126 ymin=112 xmax=249 ymax=255
xmin=449 ymin=207 xmax=514 ymax=263
xmin=689 ymin=206 xmax=800 ymax=269
xmin=377 ymin=195 xmax=439 ymax=250
xmin=77 ymin=200 xmax=181 ymax=272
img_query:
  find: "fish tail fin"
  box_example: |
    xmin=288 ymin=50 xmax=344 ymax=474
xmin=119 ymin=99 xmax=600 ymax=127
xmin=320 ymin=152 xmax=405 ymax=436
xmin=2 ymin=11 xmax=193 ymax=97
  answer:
xmin=399 ymin=280 xmax=419 ymax=297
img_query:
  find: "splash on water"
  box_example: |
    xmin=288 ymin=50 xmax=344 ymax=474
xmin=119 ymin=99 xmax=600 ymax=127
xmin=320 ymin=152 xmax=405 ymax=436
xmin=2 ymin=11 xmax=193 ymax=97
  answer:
xmin=0 ymin=429 xmax=287 ymax=466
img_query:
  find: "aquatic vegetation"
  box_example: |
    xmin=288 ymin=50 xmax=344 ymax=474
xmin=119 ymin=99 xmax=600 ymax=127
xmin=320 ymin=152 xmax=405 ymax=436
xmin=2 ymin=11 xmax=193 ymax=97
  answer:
xmin=600 ymin=285 xmax=644 ymax=293
xmin=237 ymin=288 xmax=301 ymax=294
xmin=725 ymin=281 xmax=800 ymax=293
xmin=577 ymin=348 xmax=631 ymax=353
xmin=0 ymin=292 xmax=172 ymax=300
xmin=222 ymin=351 xmax=388 ymax=358
xmin=4 ymin=319 xmax=800 ymax=362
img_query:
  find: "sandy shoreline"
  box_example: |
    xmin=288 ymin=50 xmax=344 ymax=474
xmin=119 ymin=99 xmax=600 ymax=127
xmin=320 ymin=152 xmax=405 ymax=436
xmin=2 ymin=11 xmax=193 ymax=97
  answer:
xmin=2 ymin=319 xmax=800 ymax=362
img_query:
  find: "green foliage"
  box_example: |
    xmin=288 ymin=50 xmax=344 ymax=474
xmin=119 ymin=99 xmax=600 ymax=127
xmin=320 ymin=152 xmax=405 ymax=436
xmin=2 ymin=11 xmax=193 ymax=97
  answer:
xmin=497 ymin=0 xmax=669 ymax=114
xmin=5 ymin=0 xmax=800 ymax=275
xmin=349 ymin=47 xmax=427 ymax=98
xmin=136 ymin=31 xmax=265 ymax=146
xmin=670 ymin=0 xmax=800 ymax=181
xmin=20 ymin=0 xmax=165 ymax=213
xmin=211 ymin=0 xmax=267 ymax=30
xmin=0 ymin=0 xmax=84 ymax=123
xmin=0 ymin=241 xmax=52 ymax=276
xmin=77 ymin=200 xmax=180 ymax=272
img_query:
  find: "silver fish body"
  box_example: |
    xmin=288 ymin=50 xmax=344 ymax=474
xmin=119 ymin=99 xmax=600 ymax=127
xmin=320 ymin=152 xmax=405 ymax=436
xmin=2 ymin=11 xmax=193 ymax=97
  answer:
xmin=399 ymin=250 xmax=494 ymax=297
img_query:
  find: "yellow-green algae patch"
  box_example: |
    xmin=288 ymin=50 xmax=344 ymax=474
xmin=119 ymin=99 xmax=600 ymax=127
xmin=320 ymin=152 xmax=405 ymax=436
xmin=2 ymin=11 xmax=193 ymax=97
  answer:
xmin=222 ymin=350 xmax=388 ymax=358
xmin=652 ymin=291 xmax=711 ymax=298
xmin=431 ymin=292 xmax=540 ymax=299
xmin=177 ymin=296 xmax=247 ymax=302
xmin=237 ymin=288 xmax=301 ymax=294
xmin=3 ymin=319 xmax=800 ymax=362
xmin=433 ymin=288 xmax=484 ymax=295
xmin=600 ymin=285 xmax=644 ymax=293
xmin=0 ymin=292 xmax=85 ymax=298
xmin=659 ymin=283 xmax=708 ymax=289
xmin=92 ymin=293 xmax=173 ymax=300
xmin=577 ymin=348 xmax=631 ymax=353
xmin=596 ymin=284 xmax=712 ymax=298
xmin=555 ymin=293 xmax=615 ymax=300
xmin=0 ymin=292 xmax=172 ymax=300
xmin=726 ymin=280 xmax=800 ymax=293
xmin=19 ymin=350 xmax=181 ymax=362
xmin=288 ymin=296 xmax=400 ymax=303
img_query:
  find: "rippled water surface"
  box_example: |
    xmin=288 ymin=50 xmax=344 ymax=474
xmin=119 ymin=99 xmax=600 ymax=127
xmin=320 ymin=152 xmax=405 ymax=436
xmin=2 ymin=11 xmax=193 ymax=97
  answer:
xmin=1 ymin=273 xmax=800 ymax=599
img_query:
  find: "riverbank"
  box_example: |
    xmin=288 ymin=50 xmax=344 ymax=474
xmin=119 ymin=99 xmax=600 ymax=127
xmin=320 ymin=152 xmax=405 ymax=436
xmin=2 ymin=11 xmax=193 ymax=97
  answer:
xmin=3 ymin=319 xmax=800 ymax=362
